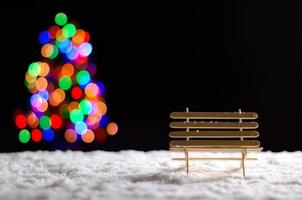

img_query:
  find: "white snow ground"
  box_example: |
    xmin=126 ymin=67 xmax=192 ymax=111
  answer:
xmin=0 ymin=150 xmax=301 ymax=200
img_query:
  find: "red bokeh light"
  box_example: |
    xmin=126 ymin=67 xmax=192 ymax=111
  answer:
xmin=15 ymin=114 xmax=27 ymax=129
xmin=71 ymin=86 xmax=82 ymax=100
xmin=51 ymin=114 xmax=62 ymax=129
xmin=31 ymin=129 xmax=42 ymax=142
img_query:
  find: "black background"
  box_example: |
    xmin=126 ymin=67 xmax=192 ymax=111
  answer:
xmin=0 ymin=0 xmax=301 ymax=152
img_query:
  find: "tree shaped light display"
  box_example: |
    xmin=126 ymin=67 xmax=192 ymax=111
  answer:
xmin=14 ymin=12 xmax=118 ymax=144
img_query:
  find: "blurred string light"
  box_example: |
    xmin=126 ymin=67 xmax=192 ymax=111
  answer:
xmin=15 ymin=12 xmax=118 ymax=144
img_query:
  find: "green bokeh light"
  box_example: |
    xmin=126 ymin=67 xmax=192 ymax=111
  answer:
xmin=55 ymin=12 xmax=68 ymax=26
xmin=62 ymin=23 xmax=76 ymax=38
xmin=19 ymin=129 xmax=30 ymax=143
xmin=59 ymin=76 xmax=72 ymax=90
xmin=28 ymin=62 xmax=41 ymax=77
xmin=70 ymin=109 xmax=84 ymax=124
xmin=39 ymin=116 xmax=51 ymax=130
xmin=79 ymin=100 xmax=93 ymax=115
xmin=76 ymin=70 xmax=90 ymax=85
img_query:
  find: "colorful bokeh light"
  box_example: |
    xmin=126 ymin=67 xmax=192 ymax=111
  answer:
xmin=39 ymin=31 xmax=51 ymax=44
xmin=15 ymin=114 xmax=27 ymax=129
xmin=19 ymin=129 xmax=30 ymax=143
xmin=31 ymin=129 xmax=42 ymax=142
xmin=106 ymin=122 xmax=118 ymax=135
xmin=43 ymin=129 xmax=55 ymax=142
xmin=55 ymin=12 xmax=68 ymax=26
xmin=15 ymin=12 xmax=118 ymax=144
xmin=70 ymin=109 xmax=84 ymax=123
xmin=65 ymin=129 xmax=77 ymax=143
xmin=81 ymin=129 xmax=95 ymax=143
xmin=76 ymin=70 xmax=90 ymax=85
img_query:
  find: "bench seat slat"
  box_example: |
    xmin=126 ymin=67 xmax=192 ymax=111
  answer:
xmin=170 ymin=122 xmax=258 ymax=129
xmin=169 ymin=140 xmax=260 ymax=148
xmin=169 ymin=131 xmax=259 ymax=138
xmin=170 ymin=112 xmax=258 ymax=119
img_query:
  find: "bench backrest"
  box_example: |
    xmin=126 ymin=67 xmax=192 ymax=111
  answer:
xmin=169 ymin=108 xmax=261 ymax=149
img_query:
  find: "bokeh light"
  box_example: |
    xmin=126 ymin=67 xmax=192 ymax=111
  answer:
xmin=43 ymin=129 xmax=55 ymax=142
xmin=106 ymin=122 xmax=118 ymax=135
xmin=28 ymin=62 xmax=41 ymax=77
xmin=55 ymin=12 xmax=68 ymax=26
xmin=61 ymin=63 xmax=74 ymax=76
xmin=15 ymin=114 xmax=27 ymax=129
xmin=85 ymin=83 xmax=99 ymax=98
xmin=41 ymin=44 xmax=54 ymax=58
xmin=19 ymin=129 xmax=30 ymax=143
xmin=68 ymin=101 xmax=79 ymax=112
xmin=39 ymin=62 xmax=50 ymax=77
xmin=81 ymin=129 xmax=95 ymax=143
xmin=31 ymin=129 xmax=42 ymax=142
xmin=71 ymin=86 xmax=82 ymax=100
xmin=62 ymin=23 xmax=76 ymax=38
xmin=51 ymin=114 xmax=62 ymax=129
xmin=72 ymin=29 xmax=86 ymax=46
xmin=76 ymin=70 xmax=90 ymax=85
xmin=58 ymin=76 xmax=72 ymax=90
xmin=39 ymin=31 xmax=51 ymax=44
xmin=79 ymin=100 xmax=92 ymax=115
xmin=70 ymin=109 xmax=84 ymax=123
xmin=79 ymin=42 xmax=92 ymax=57
xmin=27 ymin=112 xmax=39 ymax=128
xmin=65 ymin=129 xmax=77 ymax=143
xmin=75 ymin=121 xmax=87 ymax=135
xmin=39 ymin=115 xmax=51 ymax=130
xmin=49 ymin=89 xmax=65 ymax=106
xmin=36 ymin=77 xmax=48 ymax=91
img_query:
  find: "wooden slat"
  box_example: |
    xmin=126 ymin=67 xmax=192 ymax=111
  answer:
xmin=169 ymin=131 xmax=259 ymax=138
xmin=170 ymin=112 xmax=258 ymax=119
xmin=169 ymin=140 xmax=260 ymax=148
xmin=170 ymin=122 xmax=258 ymax=129
xmin=169 ymin=147 xmax=263 ymax=152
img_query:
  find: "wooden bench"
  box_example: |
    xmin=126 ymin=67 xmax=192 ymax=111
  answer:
xmin=169 ymin=108 xmax=262 ymax=177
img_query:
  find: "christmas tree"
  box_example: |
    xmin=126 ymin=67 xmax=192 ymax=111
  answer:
xmin=14 ymin=12 xmax=118 ymax=144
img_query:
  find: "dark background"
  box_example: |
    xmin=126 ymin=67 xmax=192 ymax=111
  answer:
xmin=0 ymin=0 xmax=301 ymax=152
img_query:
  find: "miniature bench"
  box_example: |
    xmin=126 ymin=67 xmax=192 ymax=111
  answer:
xmin=169 ymin=108 xmax=262 ymax=177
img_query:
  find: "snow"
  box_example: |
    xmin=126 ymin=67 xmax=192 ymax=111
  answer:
xmin=0 ymin=150 xmax=301 ymax=200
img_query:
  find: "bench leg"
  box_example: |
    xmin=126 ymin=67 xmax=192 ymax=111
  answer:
xmin=185 ymin=147 xmax=189 ymax=174
xmin=241 ymin=149 xmax=247 ymax=178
